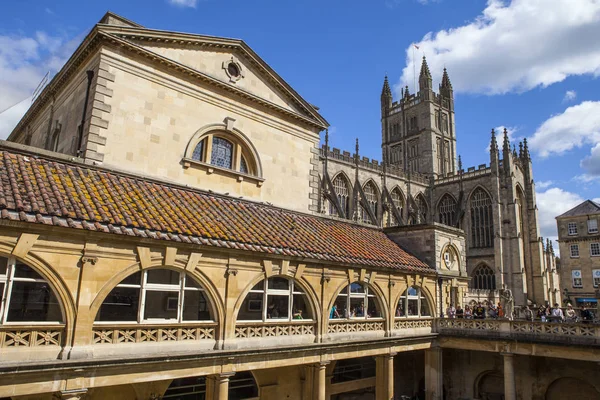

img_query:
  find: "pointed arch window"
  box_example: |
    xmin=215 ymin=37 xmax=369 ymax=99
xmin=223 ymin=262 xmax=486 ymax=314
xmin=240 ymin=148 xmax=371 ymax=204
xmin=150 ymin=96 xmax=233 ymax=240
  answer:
xmin=414 ymin=195 xmax=428 ymax=224
xmin=438 ymin=194 xmax=457 ymax=227
xmin=470 ymin=188 xmax=493 ymax=248
xmin=237 ymin=277 xmax=313 ymax=322
xmin=331 ymin=175 xmax=351 ymax=219
xmin=471 ymin=264 xmax=496 ymax=290
xmin=95 ymin=269 xmax=213 ymax=323
xmin=0 ymin=256 xmax=63 ymax=324
xmin=361 ymin=182 xmax=378 ymax=224
xmin=396 ymin=286 xmax=430 ymax=318
xmin=331 ymin=282 xmax=382 ymax=320
xmin=390 ymin=188 xmax=404 ymax=226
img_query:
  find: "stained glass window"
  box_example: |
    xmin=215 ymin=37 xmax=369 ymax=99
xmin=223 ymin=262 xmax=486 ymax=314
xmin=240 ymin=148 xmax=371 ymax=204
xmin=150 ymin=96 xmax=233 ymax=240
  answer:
xmin=211 ymin=137 xmax=233 ymax=169
xmin=240 ymin=156 xmax=248 ymax=174
xmin=192 ymin=139 xmax=204 ymax=161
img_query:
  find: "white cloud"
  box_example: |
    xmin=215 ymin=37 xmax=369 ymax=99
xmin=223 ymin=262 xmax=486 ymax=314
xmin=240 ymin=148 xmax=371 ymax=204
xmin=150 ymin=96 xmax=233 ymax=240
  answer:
xmin=528 ymin=101 xmax=600 ymax=158
xmin=580 ymin=142 xmax=600 ymax=176
xmin=536 ymin=187 xmax=585 ymax=251
xmin=0 ymin=32 xmax=80 ymax=139
xmin=536 ymin=180 xmax=554 ymax=189
xmin=563 ymin=90 xmax=577 ymax=103
xmin=399 ymin=0 xmax=600 ymax=94
xmin=167 ymin=0 xmax=198 ymax=8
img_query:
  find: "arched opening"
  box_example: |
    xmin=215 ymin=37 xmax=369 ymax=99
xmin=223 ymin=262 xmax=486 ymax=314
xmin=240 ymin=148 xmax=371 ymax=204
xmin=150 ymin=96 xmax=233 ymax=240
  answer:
xmin=163 ymin=371 xmax=259 ymax=400
xmin=0 ymin=256 xmax=63 ymax=324
xmin=470 ymin=264 xmax=496 ymax=290
xmin=95 ymin=269 xmax=214 ymax=323
xmin=360 ymin=181 xmax=379 ymax=225
xmin=237 ymin=277 xmax=313 ymax=322
xmin=470 ymin=187 xmax=493 ymax=248
xmin=396 ymin=286 xmax=431 ymax=318
xmin=389 ymin=187 xmax=405 ymax=227
xmin=438 ymin=194 xmax=457 ymax=227
xmin=545 ymin=377 xmax=600 ymax=400
xmin=331 ymin=174 xmax=351 ymax=219
xmin=331 ymin=282 xmax=382 ymax=320
xmin=475 ymin=371 xmax=503 ymax=400
xmin=331 ymin=357 xmax=376 ymax=400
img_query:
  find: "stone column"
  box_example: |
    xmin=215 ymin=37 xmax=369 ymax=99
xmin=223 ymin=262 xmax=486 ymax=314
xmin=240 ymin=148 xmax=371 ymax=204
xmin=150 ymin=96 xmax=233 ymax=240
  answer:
xmin=313 ymin=362 xmax=329 ymax=400
xmin=58 ymin=389 xmax=88 ymax=399
xmin=376 ymin=353 xmax=396 ymax=400
xmin=207 ymin=373 xmax=234 ymax=400
xmin=424 ymin=347 xmax=443 ymax=400
xmin=502 ymin=353 xmax=516 ymax=400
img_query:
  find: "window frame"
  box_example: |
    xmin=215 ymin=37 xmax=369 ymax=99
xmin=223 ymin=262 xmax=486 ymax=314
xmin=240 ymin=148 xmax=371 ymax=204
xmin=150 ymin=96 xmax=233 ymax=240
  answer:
xmin=570 ymin=244 xmax=580 ymax=258
xmin=332 ymin=282 xmax=383 ymax=321
xmin=95 ymin=269 xmax=213 ymax=325
xmin=588 ymin=219 xmax=598 ymax=234
xmin=237 ymin=277 xmax=313 ymax=323
xmin=591 ymin=243 xmax=600 ymax=257
xmin=0 ymin=257 xmax=63 ymax=326
xmin=396 ymin=286 xmax=431 ymax=318
xmin=568 ymin=222 xmax=578 ymax=236
xmin=572 ymin=270 xmax=583 ymax=288
xmin=593 ymin=270 xmax=600 ymax=288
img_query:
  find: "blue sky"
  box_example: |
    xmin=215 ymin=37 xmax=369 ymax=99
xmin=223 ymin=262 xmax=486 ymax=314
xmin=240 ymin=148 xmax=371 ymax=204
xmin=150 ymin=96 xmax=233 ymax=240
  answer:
xmin=1 ymin=0 xmax=600 ymax=244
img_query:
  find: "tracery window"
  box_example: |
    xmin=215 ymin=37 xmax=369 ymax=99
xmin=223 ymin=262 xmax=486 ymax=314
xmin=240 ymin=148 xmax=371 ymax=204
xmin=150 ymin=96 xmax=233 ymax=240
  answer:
xmin=0 ymin=256 xmax=62 ymax=324
xmin=361 ymin=182 xmax=378 ymax=224
xmin=189 ymin=131 xmax=257 ymax=176
xmin=237 ymin=277 xmax=313 ymax=322
xmin=470 ymin=188 xmax=493 ymax=248
xmin=390 ymin=188 xmax=404 ymax=225
xmin=95 ymin=269 xmax=213 ymax=323
xmin=438 ymin=194 xmax=457 ymax=227
xmin=331 ymin=174 xmax=351 ymax=219
xmin=470 ymin=264 xmax=496 ymax=290
xmin=396 ymin=286 xmax=430 ymax=318
xmin=331 ymin=282 xmax=382 ymax=320
xmin=414 ymin=194 xmax=428 ymax=224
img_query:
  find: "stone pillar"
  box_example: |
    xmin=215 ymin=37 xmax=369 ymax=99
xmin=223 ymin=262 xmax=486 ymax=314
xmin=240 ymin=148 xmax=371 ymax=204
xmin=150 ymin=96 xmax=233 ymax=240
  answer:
xmin=313 ymin=362 xmax=329 ymax=400
xmin=376 ymin=353 xmax=396 ymax=400
xmin=58 ymin=389 xmax=88 ymax=399
xmin=207 ymin=373 xmax=234 ymax=400
xmin=502 ymin=353 xmax=516 ymax=400
xmin=424 ymin=347 xmax=443 ymax=400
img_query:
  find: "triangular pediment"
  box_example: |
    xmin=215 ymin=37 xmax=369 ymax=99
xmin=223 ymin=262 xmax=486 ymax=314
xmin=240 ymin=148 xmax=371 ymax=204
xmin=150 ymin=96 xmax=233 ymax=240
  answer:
xmin=98 ymin=22 xmax=327 ymax=127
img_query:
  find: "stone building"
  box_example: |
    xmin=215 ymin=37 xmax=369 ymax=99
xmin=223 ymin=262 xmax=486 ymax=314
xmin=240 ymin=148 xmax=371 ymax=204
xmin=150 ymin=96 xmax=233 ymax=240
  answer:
xmin=319 ymin=58 xmax=561 ymax=308
xmin=556 ymin=200 xmax=600 ymax=308
xmin=0 ymin=12 xmax=596 ymax=400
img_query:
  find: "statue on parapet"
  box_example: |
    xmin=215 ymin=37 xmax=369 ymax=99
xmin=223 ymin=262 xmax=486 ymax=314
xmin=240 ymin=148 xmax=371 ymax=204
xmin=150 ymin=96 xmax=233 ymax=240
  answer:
xmin=500 ymin=284 xmax=514 ymax=320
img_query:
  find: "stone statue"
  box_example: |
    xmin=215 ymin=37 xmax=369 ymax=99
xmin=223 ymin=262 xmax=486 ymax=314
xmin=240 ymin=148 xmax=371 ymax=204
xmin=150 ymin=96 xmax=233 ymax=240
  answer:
xmin=500 ymin=285 xmax=514 ymax=320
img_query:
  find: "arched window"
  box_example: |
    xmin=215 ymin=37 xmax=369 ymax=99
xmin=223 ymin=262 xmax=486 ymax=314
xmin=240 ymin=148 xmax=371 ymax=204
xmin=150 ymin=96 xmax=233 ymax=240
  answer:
xmin=396 ymin=286 xmax=430 ymax=318
xmin=331 ymin=174 xmax=351 ymax=219
xmin=164 ymin=371 xmax=258 ymax=399
xmin=237 ymin=277 xmax=313 ymax=322
xmin=361 ymin=181 xmax=378 ymax=224
xmin=471 ymin=265 xmax=496 ymax=290
xmin=331 ymin=282 xmax=382 ymax=320
xmin=390 ymin=188 xmax=404 ymax=225
xmin=438 ymin=194 xmax=457 ymax=227
xmin=188 ymin=131 xmax=258 ymax=176
xmin=0 ymin=256 xmax=62 ymax=324
xmin=95 ymin=269 xmax=213 ymax=323
xmin=470 ymin=188 xmax=493 ymax=248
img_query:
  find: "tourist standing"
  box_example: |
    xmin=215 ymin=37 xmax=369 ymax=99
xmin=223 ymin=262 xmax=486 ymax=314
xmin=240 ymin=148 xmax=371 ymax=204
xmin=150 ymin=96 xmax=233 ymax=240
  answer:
xmin=474 ymin=302 xmax=486 ymax=319
xmin=446 ymin=304 xmax=456 ymax=318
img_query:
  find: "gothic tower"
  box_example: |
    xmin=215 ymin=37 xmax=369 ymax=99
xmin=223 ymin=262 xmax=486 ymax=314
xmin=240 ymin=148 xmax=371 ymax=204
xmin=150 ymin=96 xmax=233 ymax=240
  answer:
xmin=381 ymin=57 xmax=457 ymax=178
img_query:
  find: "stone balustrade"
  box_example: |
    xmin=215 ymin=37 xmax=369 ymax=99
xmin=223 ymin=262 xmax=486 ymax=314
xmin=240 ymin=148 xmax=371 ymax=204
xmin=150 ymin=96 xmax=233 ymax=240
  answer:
xmin=92 ymin=323 xmax=217 ymax=344
xmin=0 ymin=325 xmax=64 ymax=348
xmin=437 ymin=318 xmax=600 ymax=345
xmin=234 ymin=321 xmax=315 ymax=339
xmin=327 ymin=319 xmax=385 ymax=334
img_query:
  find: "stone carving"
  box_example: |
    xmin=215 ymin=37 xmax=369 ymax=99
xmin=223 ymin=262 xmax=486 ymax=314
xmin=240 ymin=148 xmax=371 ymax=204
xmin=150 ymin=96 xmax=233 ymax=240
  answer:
xmin=328 ymin=320 xmax=384 ymax=334
xmin=0 ymin=329 xmax=62 ymax=347
xmin=92 ymin=325 xmax=215 ymax=344
xmin=235 ymin=322 xmax=314 ymax=338
xmin=500 ymin=285 xmax=514 ymax=320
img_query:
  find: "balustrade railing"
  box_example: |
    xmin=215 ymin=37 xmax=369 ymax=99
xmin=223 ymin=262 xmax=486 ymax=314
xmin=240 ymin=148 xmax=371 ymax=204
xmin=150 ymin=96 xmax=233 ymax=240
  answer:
xmin=394 ymin=318 xmax=433 ymax=330
xmin=92 ymin=323 xmax=217 ymax=345
xmin=235 ymin=321 xmax=315 ymax=339
xmin=0 ymin=325 xmax=64 ymax=348
xmin=328 ymin=319 xmax=384 ymax=334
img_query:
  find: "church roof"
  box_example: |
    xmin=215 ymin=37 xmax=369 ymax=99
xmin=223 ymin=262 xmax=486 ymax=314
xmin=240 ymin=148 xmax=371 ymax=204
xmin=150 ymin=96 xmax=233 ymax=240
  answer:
xmin=0 ymin=146 xmax=431 ymax=273
xmin=557 ymin=200 xmax=600 ymax=218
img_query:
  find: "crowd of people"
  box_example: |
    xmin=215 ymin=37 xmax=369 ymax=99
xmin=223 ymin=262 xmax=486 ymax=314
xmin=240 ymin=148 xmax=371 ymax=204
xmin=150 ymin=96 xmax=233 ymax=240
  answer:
xmin=445 ymin=301 xmax=597 ymax=323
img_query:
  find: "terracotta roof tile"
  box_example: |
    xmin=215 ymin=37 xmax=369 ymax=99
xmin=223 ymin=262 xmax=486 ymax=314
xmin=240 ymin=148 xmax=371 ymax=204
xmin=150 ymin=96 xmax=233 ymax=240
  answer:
xmin=0 ymin=149 xmax=432 ymax=273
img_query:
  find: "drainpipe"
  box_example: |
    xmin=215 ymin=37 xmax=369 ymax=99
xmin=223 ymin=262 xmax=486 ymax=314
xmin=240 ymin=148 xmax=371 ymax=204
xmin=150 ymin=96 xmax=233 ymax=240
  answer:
xmin=76 ymin=70 xmax=94 ymax=157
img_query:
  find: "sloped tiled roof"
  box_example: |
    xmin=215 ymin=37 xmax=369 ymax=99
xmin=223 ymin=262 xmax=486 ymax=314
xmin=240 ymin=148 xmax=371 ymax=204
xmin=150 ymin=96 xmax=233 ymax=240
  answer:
xmin=0 ymin=149 xmax=431 ymax=273
xmin=557 ymin=200 xmax=600 ymax=218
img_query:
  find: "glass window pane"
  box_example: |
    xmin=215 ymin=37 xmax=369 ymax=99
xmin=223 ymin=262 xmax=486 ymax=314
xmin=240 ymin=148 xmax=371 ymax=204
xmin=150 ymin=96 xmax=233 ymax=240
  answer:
xmin=211 ymin=137 xmax=233 ymax=169
xmin=268 ymin=277 xmax=289 ymax=290
xmin=238 ymin=292 xmax=263 ymax=321
xmin=146 ymin=269 xmax=180 ymax=285
xmin=266 ymin=295 xmax=289 ymax=319
xmin=7 ymin=281 xmax=62 ymax=322
xmin=408 ymin=299 xmax=418 ymax=316
xmin=350 ymin=298 xmax=365 ymax=317
xmin=120 ymin=272 xmax=142 ymax=286
xmin=350 ymin=283 xmax=364 ymax=293
xmin=14 ymin=263 xmax=43 ymax=279
xmin=240 ymin=156 xmax=249 ymax=174
xmin=251 ymin=280 xmax=264 ymax=291
xmin=144 ymin=291 xmax=178 ymax=320
xmin=367 ymin=297 xmax=381 ymax=318
xmin=0 ymin=257 xmax=7 ymax=275
xmin=96 ymin=286 xmax=140 ymax=322
xmin=183 ymin=290 xmax=211 ymax=321
xmin=192 ymin=139 xmax=205 ymax=161
xmin=420 ymin=298 xmax=430 ymax=316
xmin=292 ymin=294 xmax=312 ymax=320
xmin=396 ymin=298 xmax=406 ymax=317
xmin=185 ymin=276 xmax=201 ymax=289
xmin=331 ymin=296 xmax=347 ymax=319
xmin=407 ymin=287 xmax=418 ymax=297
